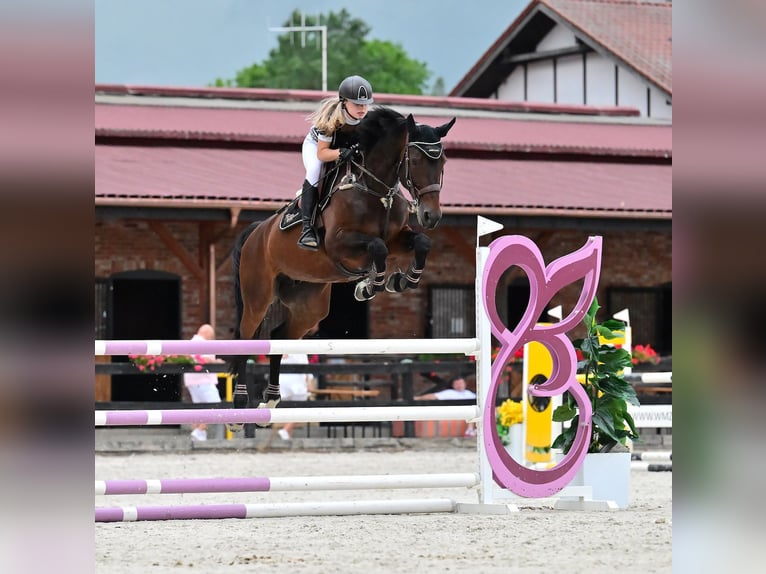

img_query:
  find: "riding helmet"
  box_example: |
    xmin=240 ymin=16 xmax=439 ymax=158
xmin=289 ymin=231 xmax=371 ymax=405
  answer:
xmin=338 ymin=75 xmax=374 ymax=105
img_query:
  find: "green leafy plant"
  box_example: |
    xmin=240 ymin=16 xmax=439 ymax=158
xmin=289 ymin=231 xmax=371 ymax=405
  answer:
xmin=552 ymin=298 xmax=640 ymax=453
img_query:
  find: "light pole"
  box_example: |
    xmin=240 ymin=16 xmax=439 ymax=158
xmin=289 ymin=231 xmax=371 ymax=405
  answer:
xmin=268 ymin=19 xmax=328 ymax=92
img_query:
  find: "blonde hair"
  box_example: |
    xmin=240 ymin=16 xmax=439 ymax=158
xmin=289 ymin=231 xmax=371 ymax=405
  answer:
xmin=307 ymin=97 xmax=346 ymax=135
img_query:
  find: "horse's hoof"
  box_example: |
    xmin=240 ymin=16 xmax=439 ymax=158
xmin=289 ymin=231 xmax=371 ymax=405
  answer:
xmin=226 ymin=422 xmax=244 ymax=434
xmin=385 ymin=272 xmax=405 ymax=293
xmin=354 ymin=282 xmax=376 ymax=301
xmin=255 ymin=397 xmax=281 ymax=427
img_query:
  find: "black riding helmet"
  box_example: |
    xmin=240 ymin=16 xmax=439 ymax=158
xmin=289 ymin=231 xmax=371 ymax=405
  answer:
xmin=338 ymin=75 xmax=374 ymax=105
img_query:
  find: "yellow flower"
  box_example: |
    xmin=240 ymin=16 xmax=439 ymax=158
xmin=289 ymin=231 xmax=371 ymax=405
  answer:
xmin=497 ymin=399 xmax=523 ymax=427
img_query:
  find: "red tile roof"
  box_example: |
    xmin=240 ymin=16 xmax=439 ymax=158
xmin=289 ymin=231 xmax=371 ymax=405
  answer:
xmin=96 ymin=144 xmax=671 ymax=219
xmin=95 ymin=87 xmax=671 ymax=220
xmin=96 ymin=102 xmax=670 ymax=159
xmin=451 ymin=0 xmax=672 ymax=96
xmin=544 ymin=0 xmax=672 ymax=92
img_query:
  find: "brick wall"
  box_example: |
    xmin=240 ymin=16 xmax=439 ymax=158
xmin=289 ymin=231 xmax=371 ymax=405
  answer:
xmin=95 ymin=219 xmax=671 ymax=344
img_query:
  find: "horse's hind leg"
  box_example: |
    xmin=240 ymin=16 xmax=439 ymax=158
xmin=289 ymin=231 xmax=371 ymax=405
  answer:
xmin=230 ymin=269 xmax=276 ymax=433
xmin=255 ymin=282 xmax=332 ymax=419
xmin=386 ymin=231 xmax=430 ymax=293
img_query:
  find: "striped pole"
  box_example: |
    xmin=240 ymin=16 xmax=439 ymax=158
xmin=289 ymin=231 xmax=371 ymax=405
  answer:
xmin=94 ymin=338 xmax=479 ymax=357
xmin=96 ymin=498 xmax=458 ymax=522
xmin=625 ymin=372 xmax=672 ymax=384
xmin=95 ymin=405 xmax=479 ymax=427
xmin=95 ymin=473 xmax=480 ymax=495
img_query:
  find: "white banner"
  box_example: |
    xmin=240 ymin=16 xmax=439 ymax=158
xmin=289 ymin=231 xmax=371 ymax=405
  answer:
xmin=628 ymin=404 xmax=672 ymax=428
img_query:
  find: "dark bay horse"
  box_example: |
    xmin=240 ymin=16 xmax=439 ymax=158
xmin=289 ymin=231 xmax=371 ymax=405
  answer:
xmin=229 ymin=107 xmax=456 ymax=423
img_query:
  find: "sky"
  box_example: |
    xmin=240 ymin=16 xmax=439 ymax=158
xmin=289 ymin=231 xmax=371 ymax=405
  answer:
xmin=95 ymin=0 xmax=528 ymax=93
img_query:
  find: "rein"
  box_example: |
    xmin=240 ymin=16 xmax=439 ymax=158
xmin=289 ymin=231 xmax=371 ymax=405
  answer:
xmin=342 ymin=157 xmax=402 ymax=209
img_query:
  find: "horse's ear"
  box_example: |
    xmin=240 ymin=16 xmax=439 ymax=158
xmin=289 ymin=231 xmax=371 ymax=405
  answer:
xmin=406 ymin=114 xmax=417 ymax=137
xmin=435 ymin=117 xmax=456 ymax=138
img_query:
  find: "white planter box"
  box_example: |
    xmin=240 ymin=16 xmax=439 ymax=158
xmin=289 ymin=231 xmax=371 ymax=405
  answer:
xmin=568 ymin=452 xmax=631 ymax=509
xmin=503 ymin=424 xmax=524 ymax=462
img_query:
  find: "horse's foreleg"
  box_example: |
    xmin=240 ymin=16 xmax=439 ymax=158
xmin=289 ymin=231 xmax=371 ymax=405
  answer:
xmin=386 ymin=232 xmax=431 ymax=293
xmin=354 ymin=237 xmax=388 ymax=301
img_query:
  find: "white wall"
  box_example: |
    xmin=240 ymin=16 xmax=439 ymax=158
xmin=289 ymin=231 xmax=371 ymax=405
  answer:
xmin=556 ymin=54 xmax=583 ymax=105
xmin=584 ymin=52 xmax=615 ymax=107
xmin=489 ymin=21 xmax=672 ymax=119
xmin=526 ymin=60 xmax=554 ymax=103
xmin=536 ymin=23 xmax=575 ymax=50
xmin=617 ymin=67 xmax=648 ymax=116
xmin=497 ymin=67 xmax=526 ymax=101
xmin=650 ymin=85 xmax=672 ymax=120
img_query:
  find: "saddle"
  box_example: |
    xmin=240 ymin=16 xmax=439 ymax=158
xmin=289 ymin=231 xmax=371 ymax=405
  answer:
xmin=278 ymin=163 xmax=350 ymax=232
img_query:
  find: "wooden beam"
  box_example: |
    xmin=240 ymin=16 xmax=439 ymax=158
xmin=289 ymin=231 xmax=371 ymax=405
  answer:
xmin=147 ymin=221 xmax=205 ymax=280
xmin=502 ymin=43 xmax=591 ymax=65
xmin=208 ymin=242 xmax=216 ymax=329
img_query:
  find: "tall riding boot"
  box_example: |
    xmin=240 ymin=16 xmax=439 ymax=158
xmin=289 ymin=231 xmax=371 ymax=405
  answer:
xmin=297 ymin=180 xmax=319 ymax=250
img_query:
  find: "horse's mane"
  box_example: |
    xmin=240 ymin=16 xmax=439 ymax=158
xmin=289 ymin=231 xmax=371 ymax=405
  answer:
xmin=355 ymin=106 xmax=406 ymax=152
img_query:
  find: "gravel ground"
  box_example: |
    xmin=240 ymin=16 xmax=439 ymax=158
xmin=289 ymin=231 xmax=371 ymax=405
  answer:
xmin=95 ymin=445 xmax=672 ymax=574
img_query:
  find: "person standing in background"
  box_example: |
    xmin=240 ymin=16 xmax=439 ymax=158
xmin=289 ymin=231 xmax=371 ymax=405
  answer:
xmin=415 ymin=375 xmax=477 ymax=437
xmin=184 ymin=323 xmax=223 ymax=441
xmin=277 ymin=352 xmax=317 ymax=440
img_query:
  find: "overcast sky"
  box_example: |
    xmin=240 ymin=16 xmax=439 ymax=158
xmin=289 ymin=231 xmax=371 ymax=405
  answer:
xmin=95 ymin=0 xmax=527 ymax=93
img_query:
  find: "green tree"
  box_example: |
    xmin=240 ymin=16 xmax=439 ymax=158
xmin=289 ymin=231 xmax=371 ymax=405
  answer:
xmin=429 ymin=77 xmax=446 ymax=96
xmin=212 ymin=9 xmax=431 ymax=95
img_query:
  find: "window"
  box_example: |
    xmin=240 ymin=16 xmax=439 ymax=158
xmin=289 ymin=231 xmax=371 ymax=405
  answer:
xmin=428 ymin=285 xmax=475 ymax=338
xmin=607 ymin=285 xmax=672 ymax=355
xmin=95 ymin=279 xmax=108 ymax=339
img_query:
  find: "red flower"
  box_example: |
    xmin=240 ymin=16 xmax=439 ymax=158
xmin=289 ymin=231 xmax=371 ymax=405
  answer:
xmin=632 ymin=344 xmax=660 ymax=365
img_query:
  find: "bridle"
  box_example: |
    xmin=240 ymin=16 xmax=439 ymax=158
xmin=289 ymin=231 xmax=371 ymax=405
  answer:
xmin=330 ymin=134 xmax=445 ymax=224
xmin=400 ymin=140 xmax=445 ymax=206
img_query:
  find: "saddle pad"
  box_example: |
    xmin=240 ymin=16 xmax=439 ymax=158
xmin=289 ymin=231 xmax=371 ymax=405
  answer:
xmin=279 ymin=189 xmax=335 ymax=232
xmin=278 ymin=198 xmax=302 ymax=231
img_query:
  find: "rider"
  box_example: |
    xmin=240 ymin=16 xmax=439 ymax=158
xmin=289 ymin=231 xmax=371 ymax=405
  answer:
xmin=297 ymin=75 xmax=374 ymax=250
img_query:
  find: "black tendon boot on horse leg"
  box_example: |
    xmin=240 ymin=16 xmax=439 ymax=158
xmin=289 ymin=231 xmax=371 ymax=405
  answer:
xmin=256 ymin=354 xmax=282 ymax=420
xmin=227 ymin=356 xmax=249 ymax=434
xmin=297 ymin=180 xmax=319 ymax=250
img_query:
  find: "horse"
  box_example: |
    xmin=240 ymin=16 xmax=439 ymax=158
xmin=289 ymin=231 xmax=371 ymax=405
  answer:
xmin=228 ymin=107 xmax=456 ymax=426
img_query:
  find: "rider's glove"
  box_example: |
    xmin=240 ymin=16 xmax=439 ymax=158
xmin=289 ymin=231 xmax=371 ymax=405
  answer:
xmin=338 ymin=144 xmax=360 ymax=163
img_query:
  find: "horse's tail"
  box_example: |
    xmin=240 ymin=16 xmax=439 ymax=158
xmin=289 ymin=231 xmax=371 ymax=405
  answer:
xmin=229 ymin=222 xmax=260 ymax=378
xmin=232 ymin=222 xmax=260 ymax=339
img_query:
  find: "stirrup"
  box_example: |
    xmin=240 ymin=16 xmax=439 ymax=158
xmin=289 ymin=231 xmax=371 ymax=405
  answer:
xmin=298 ymin=227 xmax=319 ymax=250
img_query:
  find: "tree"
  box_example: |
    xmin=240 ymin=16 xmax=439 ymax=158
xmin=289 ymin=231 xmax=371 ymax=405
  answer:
xmin=212 ymin=9 xmax=431 ymax=95
xmin=429 ymin=77 xmax=446 ymax=97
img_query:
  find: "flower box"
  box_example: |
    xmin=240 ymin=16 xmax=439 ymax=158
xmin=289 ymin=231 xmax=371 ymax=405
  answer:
xmin=566 ymin=452 xmax=631 ymax=509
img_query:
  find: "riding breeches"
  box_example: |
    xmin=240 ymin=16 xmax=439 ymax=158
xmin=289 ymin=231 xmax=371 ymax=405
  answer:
xmin=302 ymin=135 xmax=324 ymax=186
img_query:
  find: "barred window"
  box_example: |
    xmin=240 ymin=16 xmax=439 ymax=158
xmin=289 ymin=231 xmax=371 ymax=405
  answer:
xmin=429 ymin=285 xmax=475 ymax=338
